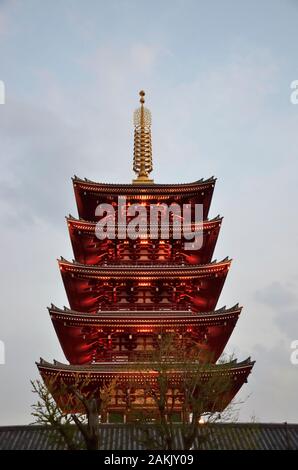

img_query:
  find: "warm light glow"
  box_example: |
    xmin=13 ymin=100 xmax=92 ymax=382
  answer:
xmin=38 ymin=97 xmax=252 ymax=418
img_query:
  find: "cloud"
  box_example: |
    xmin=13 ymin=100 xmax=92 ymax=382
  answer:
xmin=0 ymin=4 xmax=9 ymax=36
xmin=245 ymin=340 xmax=298 ymax=422
xmin=254 ymin=281 xmax=298 ymax=339
xmin=255 ymin=282 xmax=297 ymax=309
xmin=0 ymin=41 xmax=168 ymax=230
xmin=0 ymin=99 xmax=85 ymax=226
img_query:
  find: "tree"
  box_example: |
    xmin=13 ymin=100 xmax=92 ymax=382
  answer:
xmin=31 ymin=376 xmax=116 ymax=450
xmin=126 ymin=334 xmax=239 ymax=450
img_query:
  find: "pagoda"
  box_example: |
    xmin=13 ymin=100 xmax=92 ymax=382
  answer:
xmin=37 ymin=91 xmax=254 ymax=422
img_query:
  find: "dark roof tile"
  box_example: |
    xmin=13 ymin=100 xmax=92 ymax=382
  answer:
xmin=0 ymin=423 xmax=297 ymax=450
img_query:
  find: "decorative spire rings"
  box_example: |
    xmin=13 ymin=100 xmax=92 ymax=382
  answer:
xmin=132 ymin=90 xmax=154 ymax=184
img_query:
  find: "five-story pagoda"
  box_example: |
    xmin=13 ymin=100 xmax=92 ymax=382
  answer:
xmin=37 ymin=91 xmax=254 ymax=423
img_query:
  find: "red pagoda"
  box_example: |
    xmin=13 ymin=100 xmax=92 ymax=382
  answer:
xmin=37 ymin=91 xmax=254 ymax=422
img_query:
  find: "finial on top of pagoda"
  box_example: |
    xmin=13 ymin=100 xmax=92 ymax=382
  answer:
xmin=132 ymin=90 xmax=154 ymax=184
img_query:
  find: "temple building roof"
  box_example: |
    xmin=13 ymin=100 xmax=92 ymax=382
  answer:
xmin=72 ymin=175 xmax=216 ymax=193
xmin=66 ymin=213 xmax=223 ymax=233
xmin=67 ymin=215 xmax=223 ymax=266
xmin=37 ymin=357 xmax=253 ymax=373
xmin=58 ymin=257 xmax=231 ymax=313
xmin=73 ymin=176 xmax=216 ymax=221
xmin=48 ymin=303 xmax=241 ymax=324
xmin=58 ymin=257 xmax=231 ymax=278
xmin=49 ymin=304 xmax=242 ymax=365
xmin=37 ymin=357 xmax=254 ymax=414
xmin=1 ymin=423 xmax=297 ymax=450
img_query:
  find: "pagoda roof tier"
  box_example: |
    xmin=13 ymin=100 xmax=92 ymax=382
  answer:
xmin=73 ymin=175 xmax=216 ymax=194
xmin=37 ymin=358 xmax=254 ymax=414
xmin=67 ymin=215 xmax=222 ymax=266
xmin=58 ymin=258 xmax=231 ymax=313
xmin=72 ymin=176 xmax=216 ymax=221
xmin=48 ymin=304 xmax=241 ymax=365
xmin=38 ymin=356 xmax=253 ymax=374
xmin=58 ymin=257 xmax=231 ymax=278
xmin=49 ymin=303 xmax=241 ymax=322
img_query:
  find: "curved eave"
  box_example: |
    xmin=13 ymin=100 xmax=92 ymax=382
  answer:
xmin=58 ymin=257 xmax=232 ymax=279
xmin=48 ymin=304 xmax=242 ymax=327
xmin=49 ymin=304 xmax=241 ymax=365
xmin=66 ymin=214 xmax=223 ymax=235
xmin=37 ymin=358 xmax=254 ymax=413
xmin=72 ymin=176 xmax=216 ymax=194
xmin=73 ymin=176 xmax=216 ymax=221
xmin=37 ymin=357 xmax=254 ymax=376
xmin=67 ymin=215 xmax=222 ymax=266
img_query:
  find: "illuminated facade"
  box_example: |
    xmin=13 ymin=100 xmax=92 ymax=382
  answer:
xmin=37 ymin=91 xmax=254 ymax=422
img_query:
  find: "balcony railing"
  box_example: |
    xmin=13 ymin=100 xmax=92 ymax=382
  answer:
xmin=99 ymin=351 xmax=175 ymax=362
xmin=100 ymin=260 xmax=187 ymax=267
xmin=98 ymin=303 xmax=192 ymax=312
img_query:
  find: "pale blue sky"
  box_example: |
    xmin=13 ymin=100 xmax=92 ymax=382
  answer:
xmin=0 ymin=0 xmax=298 ymax=424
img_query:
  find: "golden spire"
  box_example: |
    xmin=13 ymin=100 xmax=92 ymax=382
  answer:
xmin=132 ymin=90 xmax=154 ymax=184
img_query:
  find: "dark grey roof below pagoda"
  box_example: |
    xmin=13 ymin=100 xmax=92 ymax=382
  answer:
xmin=0 ymin=423 xmax=297 ymax=450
